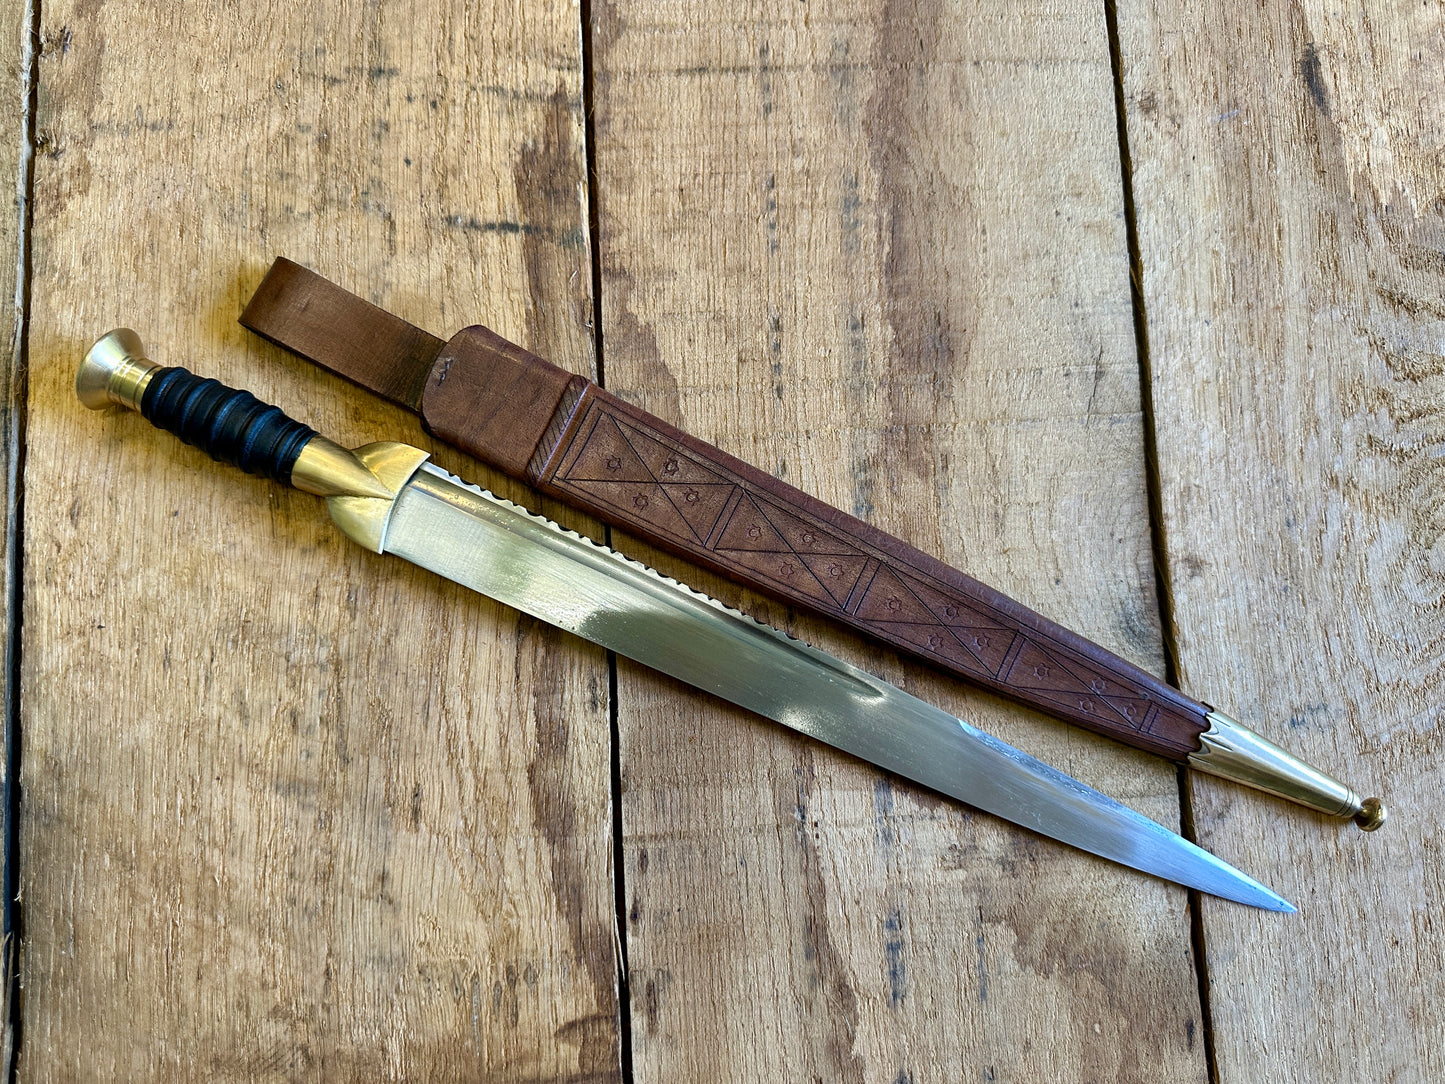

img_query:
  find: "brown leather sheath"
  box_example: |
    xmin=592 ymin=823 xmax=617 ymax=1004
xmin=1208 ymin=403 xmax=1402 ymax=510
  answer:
xmin=242 ymin=257 xmax=1212 ymax=761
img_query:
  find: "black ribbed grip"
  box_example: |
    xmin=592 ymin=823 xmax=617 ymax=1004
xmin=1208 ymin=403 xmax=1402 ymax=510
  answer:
xmin=140 ymin=366 xmax=316 ymax=485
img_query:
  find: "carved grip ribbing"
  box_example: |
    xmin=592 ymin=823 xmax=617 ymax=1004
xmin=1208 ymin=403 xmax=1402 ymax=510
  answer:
xmin=141 ymin=367 xmax=317 ymax=485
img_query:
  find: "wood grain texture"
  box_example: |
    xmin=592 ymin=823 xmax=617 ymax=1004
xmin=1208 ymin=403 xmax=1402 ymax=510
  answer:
xmin=22 ymin=0 xmax=1430 ymax=1077
xmin=1120 ymin=0 xmax=1445 ymax=1079
xmin=21 ymin=2 xmax=616 ymax=1079
xmin=593 ymin=2 xmax=1207 ymax=1080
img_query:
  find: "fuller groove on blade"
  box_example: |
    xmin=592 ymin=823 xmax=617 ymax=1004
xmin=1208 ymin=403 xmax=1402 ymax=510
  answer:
xmin=374 ymin=463 xmax=1292 ymax=912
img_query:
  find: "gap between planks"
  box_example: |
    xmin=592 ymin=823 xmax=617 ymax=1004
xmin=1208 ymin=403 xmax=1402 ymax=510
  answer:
xmin=4 ymin=1 xmax=43 ymax=1080
xmin=578 ymin=0 xmax=637 ymax=1079
xmin=1103 ymin=0 xmax=1220 ymax=1080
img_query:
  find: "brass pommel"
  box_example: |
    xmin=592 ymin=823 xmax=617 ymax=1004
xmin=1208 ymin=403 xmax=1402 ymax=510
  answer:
xmin=77 ymin=328 xmax=157 ymax=412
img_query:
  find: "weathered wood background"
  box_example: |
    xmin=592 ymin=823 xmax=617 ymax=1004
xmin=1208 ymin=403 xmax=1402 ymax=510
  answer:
xmin=3 ymin=0 xmax=1439 ymax=1080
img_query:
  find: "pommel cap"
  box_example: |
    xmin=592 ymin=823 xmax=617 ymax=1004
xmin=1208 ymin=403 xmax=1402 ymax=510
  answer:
xmin=77 ymin=328 xmax=157 ymax=411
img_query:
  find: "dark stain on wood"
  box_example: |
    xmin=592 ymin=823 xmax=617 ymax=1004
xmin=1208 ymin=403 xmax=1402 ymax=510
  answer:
xmin=757 ymin=40 xmax=776 ymax=120
xmin=780 ymin=748 xmax=866 ymax=1084
xmin=517 ymin=615 xmax=620 ymax=1067
xmin=872 ymin=779 xmax=910 ymax=1009
xmin=822 ymin=25 xmax=879 ymax=524
xmin=1300 ymin=42 xmax=1331 ymax=115
xmin=840 ymin=170 xmax=862 ymax=255
xmin=589 ymin=0 xmax=623 ymax=50
xmin=764 ymin=171 xmax=780 ymax=255
xmin=641 ymin=972 xmax=668 ymax=1037
xmin=974 ymin=908 xmax=989 ymax=1003
xmin=829 ymin=38 xmax=858 ymax=129
xmin=38 ymin=8 xmax=104 ymax=216
xmin=597 ymin=266 xmax=683 ymax=424
xmin=866 ymin=0 xmax=974 ymax=485
xmin=872 ymin=777 xmax=896 ymax=854
xmin=845 ymin=310 xmax=877 ymax=521
xmin=514 ymin=82 xmax=594 ymax=370
xmin=555 ymin=1012 xmax=620 ymax=1077
xmin=882 ymin=907 xmax=907 ymax=1007
xmin=585 ymin=1 xmax=682 ymax=422
xmin=494 ymin=963 xmax=523 ymax=1028
xmin=1001 ymin=886 xmax=1133 ymax=1004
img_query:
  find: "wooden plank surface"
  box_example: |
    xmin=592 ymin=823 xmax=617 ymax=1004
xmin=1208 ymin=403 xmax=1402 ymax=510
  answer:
xmin=592 ymin=2 xmax=1205 ymax=1080
xmin=1120 ymin=0 xmax=1444 ymax=1079
xmin=20 ymin=2 xmax=618 ymax=1079
xmin=0 ymin=0 xmax=28 ymax=1071
xmin=9 ymin=0 xmax=1429 ymax=1079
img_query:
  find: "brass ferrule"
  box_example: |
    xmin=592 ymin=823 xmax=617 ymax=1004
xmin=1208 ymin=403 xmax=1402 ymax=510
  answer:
xmin=1188 ymin=710 xmax=1386 ymax=830
xmin=77 ymin=328 xmax=158 ymax=412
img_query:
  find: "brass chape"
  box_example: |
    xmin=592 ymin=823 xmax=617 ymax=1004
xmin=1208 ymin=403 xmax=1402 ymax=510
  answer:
xmin=1189 ymin=710 xmax=1386 ymax=831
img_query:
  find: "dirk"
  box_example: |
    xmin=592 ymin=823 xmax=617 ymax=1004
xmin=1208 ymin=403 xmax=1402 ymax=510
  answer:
xmin=240 ymin=258 xmax=1384 ymax=830
xmin=79 ymin=328 xmax=1295 ymax=911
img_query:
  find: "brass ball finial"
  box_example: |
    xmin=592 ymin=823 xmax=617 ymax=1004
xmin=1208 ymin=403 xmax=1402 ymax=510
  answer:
xmin=1354 ymin=796 xmax=1386 ymax=831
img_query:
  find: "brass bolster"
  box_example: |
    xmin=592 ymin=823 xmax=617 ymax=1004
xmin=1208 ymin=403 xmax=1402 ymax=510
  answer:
xmin=324 ymin=442 xmax=432 ymax=553
xmin=1188 ymin=711 xmax=1385 ymax=831
xmin=291 ymin=437 xmax=397 ymax=500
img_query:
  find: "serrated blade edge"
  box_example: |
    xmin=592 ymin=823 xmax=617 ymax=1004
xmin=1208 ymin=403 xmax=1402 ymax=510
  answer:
xmin=373 ymin=462 xmax=1292 ymax=911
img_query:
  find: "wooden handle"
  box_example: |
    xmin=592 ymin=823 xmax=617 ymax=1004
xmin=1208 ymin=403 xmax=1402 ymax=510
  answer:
xmin=423 ymin=325 xmax=1212 ymax=761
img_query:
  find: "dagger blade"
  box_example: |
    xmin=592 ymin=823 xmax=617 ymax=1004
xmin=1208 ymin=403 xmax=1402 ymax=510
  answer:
xmin=373 ymin=462 xmax=1292 ymax=912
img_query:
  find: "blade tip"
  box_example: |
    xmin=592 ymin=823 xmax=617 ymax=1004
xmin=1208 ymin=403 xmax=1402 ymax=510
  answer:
xmin=1234 ymin=886 xmax=1296 ymax=913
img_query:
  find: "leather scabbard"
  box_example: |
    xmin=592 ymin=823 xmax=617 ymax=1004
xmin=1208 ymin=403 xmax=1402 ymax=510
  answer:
xmin=242 ymin=257 xmax=1212 ymax=761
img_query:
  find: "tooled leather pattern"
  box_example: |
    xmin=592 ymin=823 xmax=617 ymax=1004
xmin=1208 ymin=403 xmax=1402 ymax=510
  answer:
xmin=544 ymin=395 xmax=1193 ymax=747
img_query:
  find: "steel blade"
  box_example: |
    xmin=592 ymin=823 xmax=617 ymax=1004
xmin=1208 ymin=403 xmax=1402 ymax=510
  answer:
xmin=374 ymin=463 xmax=1292 ymax=911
